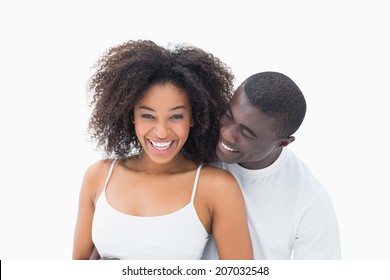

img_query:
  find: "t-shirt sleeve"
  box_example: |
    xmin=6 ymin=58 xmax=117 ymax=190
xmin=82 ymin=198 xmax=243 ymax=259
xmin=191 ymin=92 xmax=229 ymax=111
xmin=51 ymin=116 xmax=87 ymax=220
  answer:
xmin=293 ymin=190 xmax=342 ymax=259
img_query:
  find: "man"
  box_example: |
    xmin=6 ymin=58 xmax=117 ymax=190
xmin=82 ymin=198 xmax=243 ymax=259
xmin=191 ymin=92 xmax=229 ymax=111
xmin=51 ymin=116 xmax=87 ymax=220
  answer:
xmin=202 ymin=71 xmax=341 ymax=259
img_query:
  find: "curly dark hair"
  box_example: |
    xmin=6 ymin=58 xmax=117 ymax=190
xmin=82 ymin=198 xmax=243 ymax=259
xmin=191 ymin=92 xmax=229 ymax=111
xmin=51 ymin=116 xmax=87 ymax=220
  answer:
xmin=87 ymin=40 xmax=234 ymax=164
xmin=243 ymin=71 xmax=306 ymax=139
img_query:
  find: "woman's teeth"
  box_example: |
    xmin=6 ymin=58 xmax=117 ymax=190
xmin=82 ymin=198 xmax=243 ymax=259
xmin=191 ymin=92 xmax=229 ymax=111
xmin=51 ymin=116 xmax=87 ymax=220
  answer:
xmin=149 ymin=140 xmax=173 ymax=150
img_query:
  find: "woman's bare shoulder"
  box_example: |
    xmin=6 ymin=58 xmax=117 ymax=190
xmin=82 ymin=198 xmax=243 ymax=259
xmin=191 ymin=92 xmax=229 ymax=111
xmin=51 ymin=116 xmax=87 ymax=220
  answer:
xmin=200 ymin=165 xmax=239 ymax=190
xmin=198 ymin=165 xmax=245 ymax=217
xmin=84 ymin=159 xmax=113 ymax=180
xmin=201 ymin=164 xmax=234 ymax=177
xmin=81 ymin=159 xmax=114 ymax=199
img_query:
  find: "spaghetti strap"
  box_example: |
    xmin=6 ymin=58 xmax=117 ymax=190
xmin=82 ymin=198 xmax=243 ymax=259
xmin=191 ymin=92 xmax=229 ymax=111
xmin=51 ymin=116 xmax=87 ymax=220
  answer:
xmin=190 ymin=165 xmax=203 ymax=204
xmin=103 ymin=159 xmax=117 ymax=190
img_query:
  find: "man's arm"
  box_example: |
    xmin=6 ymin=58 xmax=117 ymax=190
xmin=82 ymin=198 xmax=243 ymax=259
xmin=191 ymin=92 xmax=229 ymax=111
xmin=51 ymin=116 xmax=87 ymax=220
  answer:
xmin=293 ymin=191 xmax=341 ymax=259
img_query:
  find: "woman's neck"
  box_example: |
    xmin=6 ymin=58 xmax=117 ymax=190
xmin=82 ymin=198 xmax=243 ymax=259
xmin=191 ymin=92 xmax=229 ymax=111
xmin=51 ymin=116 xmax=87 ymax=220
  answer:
xmin=131 ymin=151 xmax=196 ymax=174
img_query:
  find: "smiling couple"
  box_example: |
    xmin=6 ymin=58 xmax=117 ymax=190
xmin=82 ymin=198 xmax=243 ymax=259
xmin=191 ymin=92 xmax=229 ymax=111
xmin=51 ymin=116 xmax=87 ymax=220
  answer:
xmin=72 ymin=40 xmax=341 ymax=260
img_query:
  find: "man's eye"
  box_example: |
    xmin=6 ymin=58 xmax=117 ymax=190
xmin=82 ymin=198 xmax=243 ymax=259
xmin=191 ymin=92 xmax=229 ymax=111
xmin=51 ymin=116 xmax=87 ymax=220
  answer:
xmin=225 ymin=111 xmax=232 ymax=119
xmin=241 ymin=129 xmax=255 ymax=140
xmin=242 ymin=131 xmax=252 ymax=139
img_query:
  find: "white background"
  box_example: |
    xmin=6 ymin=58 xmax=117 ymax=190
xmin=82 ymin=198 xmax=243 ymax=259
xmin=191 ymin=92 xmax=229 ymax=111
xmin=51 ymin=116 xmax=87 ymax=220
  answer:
xmin=0 ymin=0 xmax=389 ymax=260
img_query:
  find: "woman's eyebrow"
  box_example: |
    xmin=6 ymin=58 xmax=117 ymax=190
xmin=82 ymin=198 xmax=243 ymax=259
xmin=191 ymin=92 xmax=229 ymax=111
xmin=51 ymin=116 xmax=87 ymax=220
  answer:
xmin=138 ymin=105 xmax=155 ymax=111
xmin=169 ymin=105 xmax=187 ymax=111
xmin=138 ymin=105 xmax=188 ymax=111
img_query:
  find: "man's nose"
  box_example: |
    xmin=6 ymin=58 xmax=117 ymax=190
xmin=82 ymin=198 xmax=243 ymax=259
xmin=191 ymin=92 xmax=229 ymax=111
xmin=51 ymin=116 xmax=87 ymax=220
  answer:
xmin=220 ymin=123 xmax=238 ymax=143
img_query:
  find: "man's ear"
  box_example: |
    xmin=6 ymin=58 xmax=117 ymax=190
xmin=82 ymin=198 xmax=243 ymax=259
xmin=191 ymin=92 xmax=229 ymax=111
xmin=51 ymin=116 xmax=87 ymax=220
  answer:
xmin=278 ymin=136 xmax=295 ymax=147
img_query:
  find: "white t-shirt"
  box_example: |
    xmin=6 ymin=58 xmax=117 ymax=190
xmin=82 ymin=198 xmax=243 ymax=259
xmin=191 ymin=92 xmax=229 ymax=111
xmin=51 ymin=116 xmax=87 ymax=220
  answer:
xmin=202 ymin=148 xmax=341 ymax=259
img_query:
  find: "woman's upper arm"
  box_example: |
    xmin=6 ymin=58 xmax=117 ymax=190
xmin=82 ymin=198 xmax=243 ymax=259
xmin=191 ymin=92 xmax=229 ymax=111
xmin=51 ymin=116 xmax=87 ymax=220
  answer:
xmin=208 ymin=170 xmax=253 ymax=260
xmin=72 ymin=161 xmax=105 ymax=260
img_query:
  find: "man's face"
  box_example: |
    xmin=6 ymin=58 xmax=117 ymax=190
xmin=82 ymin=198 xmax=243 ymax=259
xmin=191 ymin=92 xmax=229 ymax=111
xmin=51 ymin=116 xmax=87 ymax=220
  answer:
xmin=216 ymin=86 xmax=289 ymax=169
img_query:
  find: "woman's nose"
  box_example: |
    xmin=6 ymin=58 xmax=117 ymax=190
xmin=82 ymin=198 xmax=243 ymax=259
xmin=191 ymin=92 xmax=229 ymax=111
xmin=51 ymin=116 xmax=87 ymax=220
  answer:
xmin=153 ymin=119 xmax=170 ymax=139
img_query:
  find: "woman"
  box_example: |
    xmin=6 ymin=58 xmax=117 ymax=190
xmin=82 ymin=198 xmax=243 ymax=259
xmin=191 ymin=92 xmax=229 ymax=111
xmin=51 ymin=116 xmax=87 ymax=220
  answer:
xmin=72 ymin=40 xmax=252 ymax=260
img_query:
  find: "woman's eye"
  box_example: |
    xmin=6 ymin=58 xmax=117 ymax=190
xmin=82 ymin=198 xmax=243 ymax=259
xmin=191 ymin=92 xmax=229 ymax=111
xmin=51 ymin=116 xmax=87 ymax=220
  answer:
xmin=170 ymin=114 xmax=184 ymax=120
xmin=141 ymin=114 xmax=154 ymax=119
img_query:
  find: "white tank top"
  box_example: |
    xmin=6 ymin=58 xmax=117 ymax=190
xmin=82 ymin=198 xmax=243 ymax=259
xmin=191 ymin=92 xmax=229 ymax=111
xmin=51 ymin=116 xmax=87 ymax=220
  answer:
xmin=92 ymin=161 xmax=209 ymax=259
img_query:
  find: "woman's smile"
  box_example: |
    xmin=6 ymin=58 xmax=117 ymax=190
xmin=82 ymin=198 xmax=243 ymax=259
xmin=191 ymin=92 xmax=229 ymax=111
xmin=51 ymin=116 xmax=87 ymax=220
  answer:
xmin=148 ymin=139 xmax=175 ymax=152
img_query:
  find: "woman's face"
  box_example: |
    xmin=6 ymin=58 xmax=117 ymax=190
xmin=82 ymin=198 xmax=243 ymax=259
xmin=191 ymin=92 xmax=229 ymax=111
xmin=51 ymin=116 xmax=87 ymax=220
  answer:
xmin=133 ymin=83 xmax=193 ymax=164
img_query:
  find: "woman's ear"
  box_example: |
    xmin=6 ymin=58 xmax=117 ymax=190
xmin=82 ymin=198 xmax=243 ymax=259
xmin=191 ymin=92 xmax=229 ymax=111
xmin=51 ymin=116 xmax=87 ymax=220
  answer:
xmin=131 ymin=113 xmax=135 ymax=124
